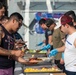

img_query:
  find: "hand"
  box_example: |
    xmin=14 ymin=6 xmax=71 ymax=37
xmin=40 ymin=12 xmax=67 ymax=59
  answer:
xmin=49 ymin=49 xmax=58 ymax=57
xmin=15 ymin=57 xmax=31 ymax=65
xmin=15 ymin=39 xmax=26 ymax=44
xmin=36 ymin=41 xmax=44 ymax=46
xmin=15 ymin=39 xmax=26 ymax=49
xmin=40 ymin=44 xmax=51 ymax=50
xmin=60 ymin=58 xmax=64 ymax=64
xmin=11 ymin=50 xmax=24 ymax=57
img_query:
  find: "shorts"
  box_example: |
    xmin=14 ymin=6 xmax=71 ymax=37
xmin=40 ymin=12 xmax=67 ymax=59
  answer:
xmin=0 ymin=67 xmax=13 ymax=75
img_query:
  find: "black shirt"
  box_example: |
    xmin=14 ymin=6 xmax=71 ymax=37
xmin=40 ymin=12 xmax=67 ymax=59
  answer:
xmin=0 ymin=24 xmax=15 ymax=69
xmin=45 ymin=29 xmax=53 ymax=45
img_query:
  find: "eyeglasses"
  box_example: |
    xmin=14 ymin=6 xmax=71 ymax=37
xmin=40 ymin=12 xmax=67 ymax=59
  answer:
xmin=15 ymin=19 xmax=22 ymax=27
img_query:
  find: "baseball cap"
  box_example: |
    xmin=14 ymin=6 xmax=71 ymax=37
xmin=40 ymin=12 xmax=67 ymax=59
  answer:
xmin=61 ymin=15 xmax=72 ymax=25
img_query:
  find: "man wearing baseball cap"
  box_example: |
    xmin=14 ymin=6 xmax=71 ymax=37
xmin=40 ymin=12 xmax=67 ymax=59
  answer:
xmin=49 ymin=15 xmax=76 ymax=75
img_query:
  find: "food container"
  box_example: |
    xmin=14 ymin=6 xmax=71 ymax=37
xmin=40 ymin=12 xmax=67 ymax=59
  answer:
xmin=24 ymin=56 xmax=61 ymax=72
xmin=23 ymin=64 xmax=63 ymax=75
xmin=24 ymin=65 xmax=62 ymax=72
xmin=24 ymin=56 xmax=55 ymax=65
xmin=23 ymin=50 xmax=66 ymax=75
xmin=23 ymin=56 xmax=66 ymax=75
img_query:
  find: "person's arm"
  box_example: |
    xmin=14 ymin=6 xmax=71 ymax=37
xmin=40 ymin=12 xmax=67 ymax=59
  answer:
xmin=49 ymin=45 xmax=65 ymax=57
xmin=46 ymin=35 xmax=52 ymax=56
xmin=46 ymin=30 xmax=53 ymax=55
xmin=0 ymin=26 xmax=3 ymax=45
xmin=0 ymin=47 xmax=12 ymax=56
xmin=48 ymin=35 xmax=53 ymax=45
xmin=0 ymin=26 xmax=23 ymax=57
xmin=14 ymin=56 xmax=38 ymax=65
xmin=14 ymin=56 xmax=28 ymax=64
xmin=0 ymin=26 xmax=11 ymax=56
xmin=56 ymin=45 xmax=65 ymax=52
xmin=0 ymin=47 xmax=24 ymax=57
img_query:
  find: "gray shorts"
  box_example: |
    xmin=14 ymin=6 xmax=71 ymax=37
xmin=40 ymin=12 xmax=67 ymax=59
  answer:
xmin=0 ymin=67 xmax=13 ymax=75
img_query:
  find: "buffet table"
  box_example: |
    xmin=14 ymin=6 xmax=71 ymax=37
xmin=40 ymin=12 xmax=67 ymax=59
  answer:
xmin=23 ymin=58 xmax=66 ymax=75
xmin=23 ymin=52 xmax=66 ymax=75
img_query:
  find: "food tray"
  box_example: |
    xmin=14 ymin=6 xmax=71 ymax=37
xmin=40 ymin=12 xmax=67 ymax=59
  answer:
xmin=23 ymin=57 xmax=62 ymax=74
xmin=24 ymin=64 xmax=62 ymax=73
xmin=24 ymin=70 xmax=62 ymax=73
xmin=24 ymin=57 xmax=55 ymax=66
xmin=27 ymin=50 xmax=47 ymax=53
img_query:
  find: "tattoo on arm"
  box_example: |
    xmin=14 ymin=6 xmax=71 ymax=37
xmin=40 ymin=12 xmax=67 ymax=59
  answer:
xmin=0 ymin=26 xmax=11 ymax=56
xmin=0 ymin=47 xmax=11 ymax=56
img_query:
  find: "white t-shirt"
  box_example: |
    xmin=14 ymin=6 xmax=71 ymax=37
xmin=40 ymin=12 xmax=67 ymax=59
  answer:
xmin=64 ymin=32 xmax=76 ymax=72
